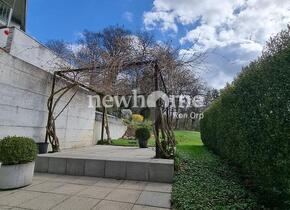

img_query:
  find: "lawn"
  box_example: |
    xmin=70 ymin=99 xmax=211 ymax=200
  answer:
xmin=112 ymin=130 xmax=201 ymax=147
xmin=172 ymin=130 xmax=264 ymax=210
xmin=112 ymin=137 xmax=155 ymax=147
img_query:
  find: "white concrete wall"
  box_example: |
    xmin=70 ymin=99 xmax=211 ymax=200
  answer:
xmin=0 ymin=28 xmax=9 ymax=49
xmin=94 ymin=112 xmax=127 ymax=141
xmin=0 ymin=50 xmax=96 ymax=149
xmin=0 ymin=27 xmax=127 ymax=149
xmin=5 ymin=27 xmax=70 ymax=72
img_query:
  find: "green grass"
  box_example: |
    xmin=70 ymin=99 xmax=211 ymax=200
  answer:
xmin=112 ymin=137 xmax=155 ymax=147
xmin=112 ymin=130 xmax=202 ymax=147
xmin=172 ymin=130 xmax=264 ymax=210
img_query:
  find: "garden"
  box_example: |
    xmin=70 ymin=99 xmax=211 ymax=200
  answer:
xmin=0 ymin=18 xmax=289 ymax=210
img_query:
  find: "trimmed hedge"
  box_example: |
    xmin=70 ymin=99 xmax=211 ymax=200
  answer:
xmin=0 ymin=136 xmax=37 ymax=165
xmin=200 ymin=27 xmax=290 ymax=208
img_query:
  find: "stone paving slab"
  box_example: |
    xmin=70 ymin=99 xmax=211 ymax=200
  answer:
xmin=94 ymin=178 xmax=123 ymax=188
xmin=24 ymin=181 xmax=65 ymax=192
xmin=132 ymin=205 xmax=170 ymax=210
xmin=49 ymin=183 xmax=88 ymax=195
xmin=118 ymin=180 xmax=148 ymax=191
xmin=51 ymin=196 xmax=100 ymax=210
xmin=0 ymin=191 xmax=14 ymax=198
xmin=18 ymin=193 xmax=68 ymax=210
xmin=46 ymin=175 xmax=101 ymax=186
xmin=0 ymin=206 xmax=11 ymax=209
xmin=38 ymin=146 xmax=157 ymax=161
xmin=136 ymin=191 xmax=171 ymax=208
xmin=0 ymin=173 xmax=171 ymax=210
xmin=144 ymin=182 xmax=172 ymax=193
xmin=77 ymin=186 xmax=113 ymax=199
xmin=94 ymin=200 xmax=133 ymax=210
xmin=0 ymin=191 xmax=41 ymax=207
xmin=35 ymin=146 xmax=174 ymax=183
xmin=105 ymin=188 xmax=141 ymax=203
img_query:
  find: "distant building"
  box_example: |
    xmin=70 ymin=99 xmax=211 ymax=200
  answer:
xmin=0 ymin=0 xmax=26 ymax=31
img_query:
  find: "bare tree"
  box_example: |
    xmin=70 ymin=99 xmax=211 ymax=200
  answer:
xmin=45 ymin=26 xmax=205 ymax=156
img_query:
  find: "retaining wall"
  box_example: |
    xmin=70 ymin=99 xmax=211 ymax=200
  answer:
xmin=0 ymin=50 xmax=96 ymax=149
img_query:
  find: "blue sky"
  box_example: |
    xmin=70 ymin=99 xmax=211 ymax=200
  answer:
xmin=27 ymin=0 xmax=190 ymax=50
xmin=27 ymin=0 xmax=154 ymax=43
xmin=26 ymin=0 xmax=290 ymax=89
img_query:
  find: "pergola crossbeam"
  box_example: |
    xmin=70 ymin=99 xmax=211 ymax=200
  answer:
xmin=45 ymin=59 xmax=175 ymax=158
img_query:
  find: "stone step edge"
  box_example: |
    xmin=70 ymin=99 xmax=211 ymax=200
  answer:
xmin=35 ymin=156 xmax=173 ymax=183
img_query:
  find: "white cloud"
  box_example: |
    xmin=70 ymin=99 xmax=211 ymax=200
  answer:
xmin=206 ymin=70 xmax=234 ymax=90
xmin=144 ymin=11 xmax=177 ymax=32
xmin=67 ymin=43 xmax=83 ymax=54
xmin=143 ymin=0 xmax=290 ymax=88
xmin=123 ymin=11 xmax=134 ymax=22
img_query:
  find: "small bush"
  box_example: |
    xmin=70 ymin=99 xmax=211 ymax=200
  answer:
xmin=135 ymin=127 xmax=150 ymax=140
xmin=0 ymin=136 xmax=37 ymax=165
xmin=132 ymin=114 xmax=144 ymax=122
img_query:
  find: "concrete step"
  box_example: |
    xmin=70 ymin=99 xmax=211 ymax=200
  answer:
xmin=35 ymin=155 xmax=174 ymax=183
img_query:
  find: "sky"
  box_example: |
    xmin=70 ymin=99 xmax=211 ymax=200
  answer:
xmin=27 ymin=0 xmax=290 ymax=89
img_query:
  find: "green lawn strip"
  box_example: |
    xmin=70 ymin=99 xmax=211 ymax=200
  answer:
xmin=112 ymin=130 xmax=200 ymax=147
xmin=172 ymin=131 xmax=263 ymax=210
xmin=111 ymin=137 xmax=155 ymax=147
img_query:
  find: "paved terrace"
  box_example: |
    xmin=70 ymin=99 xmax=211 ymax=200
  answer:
xmin=0 ymin=173 xmax=171 ymax=210
xmin=38 ymin=146 xmax=157 ymax=160
xmin=35 ymin=146 xmax=174 ymax=183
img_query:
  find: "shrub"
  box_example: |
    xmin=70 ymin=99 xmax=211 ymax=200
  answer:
xmin=132 ymin=114 xmax=144 ymax=122
xmin=135 ymin=127 xmax=151 ymax=140
xmin=200 ymin=26 xmax=290 ymax=208
xmin=0 ymin=136 xmax=37 ymax=165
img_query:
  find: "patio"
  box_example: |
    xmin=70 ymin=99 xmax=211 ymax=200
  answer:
xmin=35 ymin=146 xmax=174 ymax=183
xmin=0 ymin=173 xmax=171 ymax=210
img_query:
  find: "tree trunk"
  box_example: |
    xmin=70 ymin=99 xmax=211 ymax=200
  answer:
xmin=104 ymin=108 xmax=112 ymax=144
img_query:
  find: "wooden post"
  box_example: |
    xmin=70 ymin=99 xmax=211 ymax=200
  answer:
xmin=45 ymin=72 xmax=56 ymax=143
xmin=101 ymin=104 xmax=105 ymax=143
xmin=154 ymin=63 xmax=162 ymax=158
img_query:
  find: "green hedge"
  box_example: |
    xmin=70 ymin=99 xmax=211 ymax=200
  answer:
xmin=0 ymin=136 xmax=37 ymax=165
xmin=200 ymin=27 xmax=290 ymax=209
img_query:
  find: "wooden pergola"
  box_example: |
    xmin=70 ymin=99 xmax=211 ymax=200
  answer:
xmin=45 ymin=60 xmax=176 ymax=159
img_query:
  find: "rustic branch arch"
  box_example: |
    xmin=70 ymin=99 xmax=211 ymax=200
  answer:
xmin=45 ymin=60 xmax=176 ymax=158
